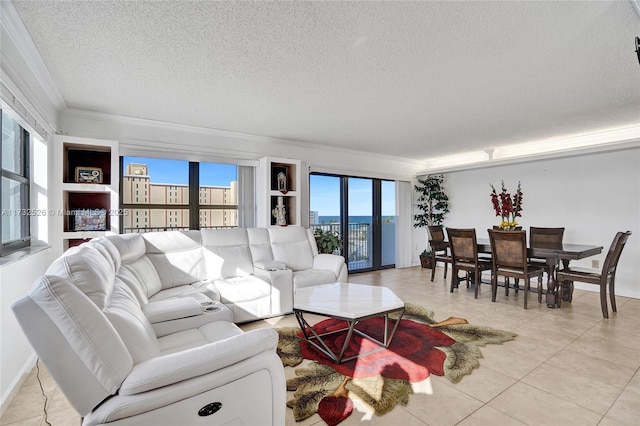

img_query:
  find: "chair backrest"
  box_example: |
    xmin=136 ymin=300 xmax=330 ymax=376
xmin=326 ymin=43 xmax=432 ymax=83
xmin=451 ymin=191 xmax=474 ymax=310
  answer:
xmin=602 ymin=231 xmax=632 ymax=275
xmin=446 ymin=228 xmax=479 ymax=263
xmin=530 ymin=227 xmax=564 ymax=249
xmin=488 ymin=229 xmax=528 ymax=269
xmin=427 ymin=225 xmax=445 ymax=242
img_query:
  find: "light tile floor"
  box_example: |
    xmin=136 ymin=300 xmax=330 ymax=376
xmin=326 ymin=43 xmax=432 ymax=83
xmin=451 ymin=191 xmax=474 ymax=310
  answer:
xmin=2 ymin=266 xmax=639 ymax=425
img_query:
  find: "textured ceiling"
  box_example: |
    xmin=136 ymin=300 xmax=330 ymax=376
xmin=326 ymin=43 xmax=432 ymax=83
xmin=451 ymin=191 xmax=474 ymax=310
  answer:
xmin=12 ymin=1 xmax=640 ymax=161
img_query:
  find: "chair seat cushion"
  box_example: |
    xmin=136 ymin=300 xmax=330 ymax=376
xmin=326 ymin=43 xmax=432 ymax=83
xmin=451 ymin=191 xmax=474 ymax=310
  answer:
xmin=456 ymin=260 xmax=492 ymax=270
xmin=557 ymin=267 xmax=601 ymax=283
xmin=497 ymin=266 xmax=543 ymax=277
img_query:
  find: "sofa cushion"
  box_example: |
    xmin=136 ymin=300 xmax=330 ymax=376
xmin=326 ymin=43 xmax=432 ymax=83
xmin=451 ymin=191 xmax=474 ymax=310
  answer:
xmin=268 ymin=226 xmax=314 ymax=271
xmin=157 ymin=321 xmax=243 ymax=355
xmin=148 ymin=284 xmax=218 ymax=303
xmin=45 ymin=245 xmax=116 ymax=308
xmin=143 ymin=231 xmax=207 ymax=288
xmin=118 ymin=256 xmax=163 ymax=303
xmin=104 ymin=279 xmax=161 ymax=364
xmin=106 ymin=234 xmax=163 ymax=302
xmin=247 ymin=228 xmax=275 ymax=263
xmin=201 ymin=228 xmax=253 ymax=279
xmin=293 ymin=269 xmax=339 ymax=289
xmin=214 ymin=276 xmax=273 ymax=322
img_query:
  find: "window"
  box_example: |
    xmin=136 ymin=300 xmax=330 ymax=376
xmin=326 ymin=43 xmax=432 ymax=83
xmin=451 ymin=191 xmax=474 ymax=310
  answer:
xmin=121 ymin=156 xmax=238 ymax=233
xmin=1 ymin=110 xmax=31 ymax=255
xmin=310 ymin=173 xmax=396 ymax=272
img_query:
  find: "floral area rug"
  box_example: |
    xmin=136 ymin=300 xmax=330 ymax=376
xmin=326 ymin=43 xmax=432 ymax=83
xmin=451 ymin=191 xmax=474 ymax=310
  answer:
xmin=277 ymin=303 xmax=517 ymax=425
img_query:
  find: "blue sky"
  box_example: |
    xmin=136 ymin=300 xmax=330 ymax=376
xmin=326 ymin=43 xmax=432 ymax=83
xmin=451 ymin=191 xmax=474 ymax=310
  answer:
xmin=123 ymin=157 xmax=237 ymax=186
xmin=310 ymin=175 xmax=396 ymax=216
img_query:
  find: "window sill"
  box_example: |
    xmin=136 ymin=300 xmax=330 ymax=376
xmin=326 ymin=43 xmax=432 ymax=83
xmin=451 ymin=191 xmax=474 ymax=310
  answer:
xmin=0 ymin=242 xmax=51 ymax=267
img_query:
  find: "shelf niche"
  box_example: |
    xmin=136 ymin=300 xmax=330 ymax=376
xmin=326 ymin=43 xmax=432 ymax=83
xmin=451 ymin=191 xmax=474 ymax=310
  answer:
xmin=64 ymin=191 xmax=111 ymax=232
xmin=63 ymin=144 xmax=112 ymax=184
xmin=270 ymin=162 xmax=297 ymax=193
xmin=270 ymin=195 xmax=297 ymax=226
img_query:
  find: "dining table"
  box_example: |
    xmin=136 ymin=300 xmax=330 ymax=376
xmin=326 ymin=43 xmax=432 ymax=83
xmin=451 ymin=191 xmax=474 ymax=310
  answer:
xmin=470 ymin=238 xmax=603 ymax=308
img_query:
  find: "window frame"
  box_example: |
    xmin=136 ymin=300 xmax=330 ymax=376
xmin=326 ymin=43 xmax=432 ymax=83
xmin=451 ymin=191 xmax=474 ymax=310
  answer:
xmin=1 ymin=110 xmax=31 ymax=256
xmin=119 ymin=157 xmax=239 ymax=233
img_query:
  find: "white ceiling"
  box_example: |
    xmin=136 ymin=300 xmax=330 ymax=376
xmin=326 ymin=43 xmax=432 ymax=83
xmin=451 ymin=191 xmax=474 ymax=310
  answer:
xmin=11 ymin=0 xmax=640 ymax=162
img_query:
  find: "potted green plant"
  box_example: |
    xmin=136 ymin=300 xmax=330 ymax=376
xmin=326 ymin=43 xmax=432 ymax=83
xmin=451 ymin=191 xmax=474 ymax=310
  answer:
xmin=313 ymin=228 xmax=343 ymax=255
xmin=414 ymin=174 xmax=450 ymax=268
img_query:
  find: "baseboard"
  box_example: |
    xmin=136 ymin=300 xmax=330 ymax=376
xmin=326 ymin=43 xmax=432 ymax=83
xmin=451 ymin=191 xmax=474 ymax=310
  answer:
xmin=0 ymin=353 xmax=37 ymax=417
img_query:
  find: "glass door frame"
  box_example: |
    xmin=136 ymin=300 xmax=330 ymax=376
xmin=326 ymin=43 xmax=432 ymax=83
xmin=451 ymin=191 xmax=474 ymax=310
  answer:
xmin=310 ymin=172 xmax=395 ymax=273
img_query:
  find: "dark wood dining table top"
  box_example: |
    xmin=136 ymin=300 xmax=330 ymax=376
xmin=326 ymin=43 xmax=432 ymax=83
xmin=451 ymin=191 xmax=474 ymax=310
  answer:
xmin=473 ymin=238 xmax=603 ymax=260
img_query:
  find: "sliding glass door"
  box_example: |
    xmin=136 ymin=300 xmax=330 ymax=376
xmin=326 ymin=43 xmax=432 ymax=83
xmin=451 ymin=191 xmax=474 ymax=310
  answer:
xmin=347 ymin=177 xmax=373 ymax=270
xmin=310 ymin=173 xmax=395 ymax=272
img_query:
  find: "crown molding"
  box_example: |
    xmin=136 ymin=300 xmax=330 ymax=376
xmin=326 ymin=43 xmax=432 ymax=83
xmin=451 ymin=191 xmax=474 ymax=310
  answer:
xmin=0 ymin=2 xmax=66 ymax=111
xmin=62 ymin=108 xmax=425 ymax=171
xmin=417 ymin=137 xmax=640 ymax=176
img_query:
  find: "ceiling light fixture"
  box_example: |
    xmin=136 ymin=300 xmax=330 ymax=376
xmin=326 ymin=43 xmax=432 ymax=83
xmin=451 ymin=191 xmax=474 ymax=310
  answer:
xmin=423 ymin=150 xmax=490 ymax=170
xmin=491 ymin=125 xmax=640 ymax=160
xmin=420 ymin=125 xmax=640 ymax=173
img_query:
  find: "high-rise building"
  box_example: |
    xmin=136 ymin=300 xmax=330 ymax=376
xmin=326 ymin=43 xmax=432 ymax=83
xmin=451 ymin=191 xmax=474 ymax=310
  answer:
xmin=309 ymin=210 xmax=319 ymax=226
xmin=122 ymin=163 xmax=237 ymax=231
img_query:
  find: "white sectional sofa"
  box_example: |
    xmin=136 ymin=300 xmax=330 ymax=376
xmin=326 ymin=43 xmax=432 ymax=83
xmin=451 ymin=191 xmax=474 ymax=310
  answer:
xmin=11 ymin=226 xmax=347 ymax=425
xmin=105 ymin=225 xmax=347 ymax=323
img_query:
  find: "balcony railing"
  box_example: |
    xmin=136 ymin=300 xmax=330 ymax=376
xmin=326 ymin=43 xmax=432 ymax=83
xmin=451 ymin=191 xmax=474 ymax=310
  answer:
xmin=123 ymin=225 xmax=235 ymax=233
xmin=311 ymin=222 xmax=371 ymax=271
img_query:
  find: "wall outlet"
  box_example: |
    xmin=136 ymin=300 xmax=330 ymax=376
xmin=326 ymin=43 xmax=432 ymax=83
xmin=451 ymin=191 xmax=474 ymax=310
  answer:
xmin=592 ymin=259 xmax=599 ymax=269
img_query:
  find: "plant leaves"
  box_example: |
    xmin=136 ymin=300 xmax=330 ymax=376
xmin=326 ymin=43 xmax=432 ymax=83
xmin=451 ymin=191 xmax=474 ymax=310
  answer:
xmin=438 ymin=342 xmax=483 ymax=384
xmin=277 ymin=327 xmax=303 ymax=367
xmin=389 ymin=303 xmax=436 ymax=324
xmin=287 ymin=363 xmax=347 ymax=422
xmin=347 ymin=375 xmax=413 ymax=416
xmin=436 ymin=324 xmax=517 ymax=346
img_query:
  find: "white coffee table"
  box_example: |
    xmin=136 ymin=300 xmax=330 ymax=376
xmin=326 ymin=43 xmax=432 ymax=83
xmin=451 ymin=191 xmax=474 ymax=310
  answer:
xmin=293 ymin=282 xmax=405 ymax=364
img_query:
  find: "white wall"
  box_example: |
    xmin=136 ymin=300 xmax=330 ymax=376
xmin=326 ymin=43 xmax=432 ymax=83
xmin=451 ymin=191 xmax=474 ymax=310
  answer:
xmin=0 ymin=248 xmax=54 ymax=413
xmin=413 ymin=147 xmax=640 ymax=299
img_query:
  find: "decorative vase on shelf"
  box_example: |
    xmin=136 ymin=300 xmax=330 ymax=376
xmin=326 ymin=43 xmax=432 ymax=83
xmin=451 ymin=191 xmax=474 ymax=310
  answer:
xmin=272 ymin=196 xmax=287 ymax=226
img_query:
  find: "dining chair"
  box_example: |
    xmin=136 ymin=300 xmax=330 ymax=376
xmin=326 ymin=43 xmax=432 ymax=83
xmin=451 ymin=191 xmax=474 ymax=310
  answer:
xmin=528 ymin=227 xmax=565 ymax=285
xmin=446 ymin=228 xmax=492 ymax=299
xmin=556 ymin=231 xmax=632 ymax=319
xmin=488 ymin=229 xmax=544 ymax=309
xmin=427 ymin=225 xmax=451 ymax=282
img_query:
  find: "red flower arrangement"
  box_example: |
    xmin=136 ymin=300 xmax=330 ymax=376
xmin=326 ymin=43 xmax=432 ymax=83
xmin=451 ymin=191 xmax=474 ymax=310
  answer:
xmin=490 ymin=181 xmax=523 ymax=230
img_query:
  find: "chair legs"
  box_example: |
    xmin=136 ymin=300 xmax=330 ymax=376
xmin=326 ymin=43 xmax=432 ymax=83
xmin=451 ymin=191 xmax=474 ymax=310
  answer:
xmin=609 ymin=275 xmax=617 ymax=315
xmin=430 ymin=259 xmax=449 ymax=282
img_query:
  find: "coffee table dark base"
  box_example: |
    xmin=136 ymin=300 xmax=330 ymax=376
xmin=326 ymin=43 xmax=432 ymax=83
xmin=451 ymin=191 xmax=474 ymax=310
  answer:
xmin=293 ymin=307 xmax=405 ymax=364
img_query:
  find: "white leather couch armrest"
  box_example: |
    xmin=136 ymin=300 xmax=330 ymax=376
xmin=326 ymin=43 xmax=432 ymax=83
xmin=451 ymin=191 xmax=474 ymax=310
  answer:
xmin=119 ymin=328 xmax=278 ymax=395
xmin=253 ymin=260 xmax=288 ymax=271
xmin=142 ymin=298 xmax=204 ymax=324
xmin=313 ymin=253 xmax=346 ymax=277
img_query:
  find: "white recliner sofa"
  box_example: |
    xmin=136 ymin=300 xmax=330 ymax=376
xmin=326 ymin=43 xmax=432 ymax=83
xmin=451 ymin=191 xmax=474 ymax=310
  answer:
xmin=12 ymin=226 xmax=347 ymax=425
xmin=12 ymin=239 xmax=286 ymax=425
xmin=105 ymin=225 xmax=347 ymax=323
